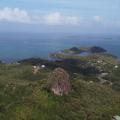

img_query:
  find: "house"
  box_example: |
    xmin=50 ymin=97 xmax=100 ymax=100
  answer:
xmin=114 ymin=65 xmax=118 ymax=69
xmin=41 ymin=65 xmax=45 ymax=68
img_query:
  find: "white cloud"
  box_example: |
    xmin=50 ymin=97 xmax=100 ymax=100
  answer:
xmin=0 ymin=7 xmax=109 ymax=27
xmin=0 ymin=7 xmax=80 ymax=25
xmin=0 ymin=7 xmax=31 ymax=23
xmin=93 ymin=16 xmax=103 ymax=23
xmin=43 ymin=12 xmax=80 ymax=25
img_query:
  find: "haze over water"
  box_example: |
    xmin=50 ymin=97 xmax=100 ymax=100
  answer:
xmin=0 ymin=32 xmax=120 ymax=63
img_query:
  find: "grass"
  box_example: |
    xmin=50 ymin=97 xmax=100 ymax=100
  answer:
xmin=0 ymin=63 xmax=120 ymax=120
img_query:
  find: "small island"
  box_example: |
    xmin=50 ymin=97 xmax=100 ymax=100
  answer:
xmin=50 ymin=46 xmax=116 ymax=61
xmin=62 ymin=46 xmax=107 ymax=54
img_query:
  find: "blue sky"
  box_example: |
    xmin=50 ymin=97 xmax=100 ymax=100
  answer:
xmin=0 ymin=0 xmax=120 ymax=34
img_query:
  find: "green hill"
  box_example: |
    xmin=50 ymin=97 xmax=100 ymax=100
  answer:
xmin=0 ymin=63 xmax=120 ymax=120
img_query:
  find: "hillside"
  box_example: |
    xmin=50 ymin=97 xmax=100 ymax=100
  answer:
xmin=0 ymin=62 xmax=120 ymax=120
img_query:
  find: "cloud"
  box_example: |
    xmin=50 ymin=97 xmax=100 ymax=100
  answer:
xmin=93 ymin=16 xmax=103 ymax=23
xmin=1 ymin=7 xmax=115 ymax=28
xmin=0 ymin=7 xmax=31 ymax=23
xmin=0 ymin=7 xmax=80 ymax=25
xmin=43 ymin=12 xmax=80 ymax=25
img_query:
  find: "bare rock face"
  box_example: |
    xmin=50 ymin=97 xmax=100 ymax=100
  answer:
xmin=48 ymin=68 xmax=71 ymax=96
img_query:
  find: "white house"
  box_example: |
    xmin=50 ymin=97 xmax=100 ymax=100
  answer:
xmin=114 ymin=65 xmax=118 ymax=69
xmin=41 ymin=65 xmax=46 ymax=68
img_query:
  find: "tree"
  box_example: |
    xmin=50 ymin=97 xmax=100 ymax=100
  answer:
xmin=48 ymin=68 xmax=71 ymax=96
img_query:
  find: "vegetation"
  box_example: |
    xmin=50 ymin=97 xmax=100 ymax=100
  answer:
xmin=90 ymin=46 xmax=107 ymax=53
xmin=0 ymin=60 xmax=119 ymax=120
xmin=0 ymin=46 xmax=120 ymax=120
xmin=62 ymin=46 xmax=107 ymax=54
xmin=48 ymin=68 xmax=71 ymax=95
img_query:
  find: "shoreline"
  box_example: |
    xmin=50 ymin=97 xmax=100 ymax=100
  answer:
xmin=0 ymin=46 xmax=120 ymax=64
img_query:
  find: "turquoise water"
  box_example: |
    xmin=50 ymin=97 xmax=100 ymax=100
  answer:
xmin=0 ymin=32 xmax=120 ymax=63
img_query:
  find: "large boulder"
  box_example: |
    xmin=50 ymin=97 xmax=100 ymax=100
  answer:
xmin=48 ymin=68 xmax=71 ymax=96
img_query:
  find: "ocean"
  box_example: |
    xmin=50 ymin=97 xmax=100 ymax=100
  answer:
xmin=0 ymin=32 xmax=120 ymax=63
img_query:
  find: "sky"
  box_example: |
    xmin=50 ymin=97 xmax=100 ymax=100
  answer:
xmin=0 ymin=0 xmax=120 ymax=34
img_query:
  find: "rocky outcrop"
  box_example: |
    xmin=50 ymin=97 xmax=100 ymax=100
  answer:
xmin=48 ymin=68 xmax=71 ymax=96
